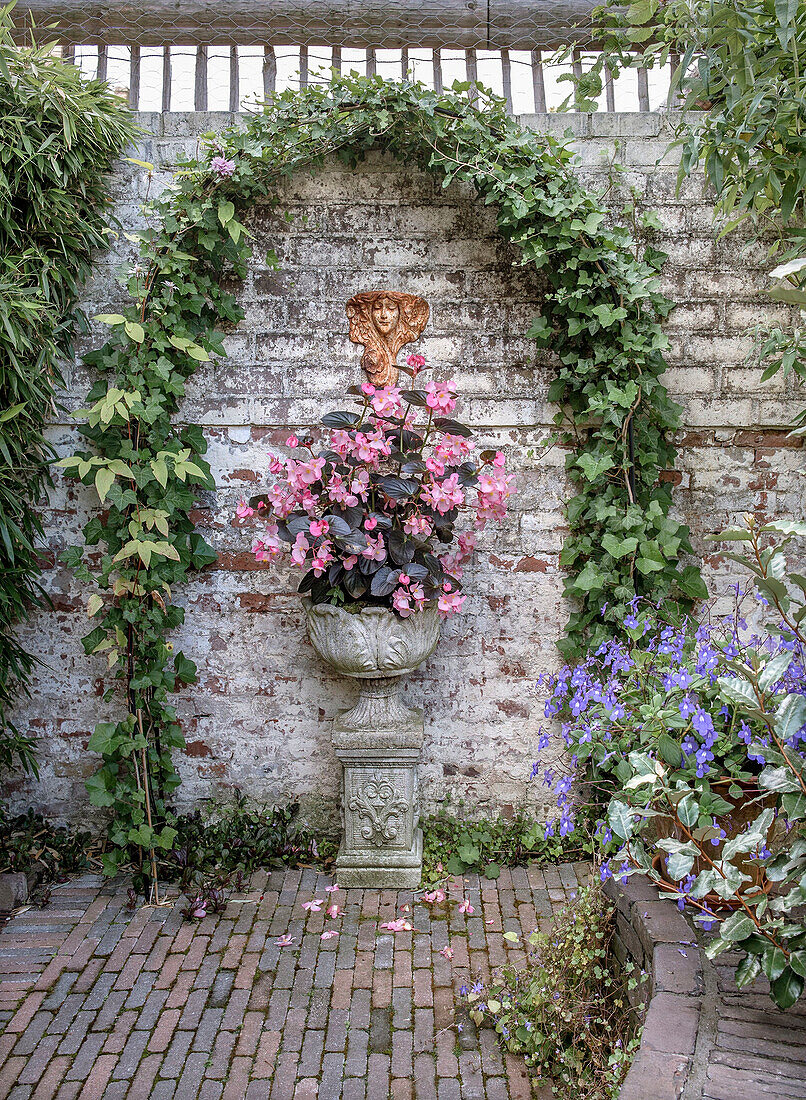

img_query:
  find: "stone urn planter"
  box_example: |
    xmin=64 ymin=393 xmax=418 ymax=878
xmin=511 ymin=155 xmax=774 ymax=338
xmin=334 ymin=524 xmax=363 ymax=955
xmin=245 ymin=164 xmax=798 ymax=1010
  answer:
xmin=303 ymin=598 xmax=440 ymax=888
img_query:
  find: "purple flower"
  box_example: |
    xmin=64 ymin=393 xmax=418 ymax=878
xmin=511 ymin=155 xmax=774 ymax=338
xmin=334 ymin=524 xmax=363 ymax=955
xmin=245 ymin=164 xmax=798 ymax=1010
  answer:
xmin=211 ymin=155 xmax=236 ymax=177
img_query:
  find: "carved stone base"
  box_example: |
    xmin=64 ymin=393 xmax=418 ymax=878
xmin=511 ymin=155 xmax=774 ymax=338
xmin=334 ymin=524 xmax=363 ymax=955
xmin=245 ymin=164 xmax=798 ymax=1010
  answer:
xmin=335 ymin=829 xmax=423 ymax=889
xmin=332 ymin=708 xmax=424 ymax=889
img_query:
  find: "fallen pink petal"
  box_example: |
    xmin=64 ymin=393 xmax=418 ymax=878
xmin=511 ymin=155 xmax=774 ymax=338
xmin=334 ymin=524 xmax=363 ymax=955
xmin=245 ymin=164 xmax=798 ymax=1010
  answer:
xmin=320 ymin=930 xmax=339 ymax=940
xmin=326 ymin=904 xmax=341 ymax=919
xmin=439 ymin=946 xmax=454 ymax=959
xmin=274 ymin=935 xmax=294 ymax=947
xmin=459 ymin=900 xmax=474 ymax=914
xmin=301 ymin=899 xmax=324 ymax=912
xmin=325 ymin=884 xmax=340 ymax=893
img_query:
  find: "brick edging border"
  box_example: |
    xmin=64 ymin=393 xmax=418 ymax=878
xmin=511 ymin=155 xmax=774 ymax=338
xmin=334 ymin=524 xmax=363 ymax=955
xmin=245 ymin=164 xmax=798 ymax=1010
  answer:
xmin=604 ymin=875 xmax=704 ymax=1100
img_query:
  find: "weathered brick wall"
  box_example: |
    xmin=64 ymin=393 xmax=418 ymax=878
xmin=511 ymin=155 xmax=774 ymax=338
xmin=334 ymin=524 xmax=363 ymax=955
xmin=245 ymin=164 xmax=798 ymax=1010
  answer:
xmin=6 ymin=111 xmax=804 ymax=826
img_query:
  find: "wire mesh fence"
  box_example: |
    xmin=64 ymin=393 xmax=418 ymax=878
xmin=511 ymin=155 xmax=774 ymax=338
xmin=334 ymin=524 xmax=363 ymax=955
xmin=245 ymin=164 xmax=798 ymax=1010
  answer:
xmin=12 ymin=2 xmax=673 ymax=113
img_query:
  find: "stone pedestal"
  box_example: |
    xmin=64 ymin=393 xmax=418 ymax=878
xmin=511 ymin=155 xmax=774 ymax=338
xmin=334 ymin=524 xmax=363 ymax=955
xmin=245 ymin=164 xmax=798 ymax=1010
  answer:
xmin=332 ymin=700 xmax=424 ymax=889
xmin=303 ymin=600 xmax=438 ymax=890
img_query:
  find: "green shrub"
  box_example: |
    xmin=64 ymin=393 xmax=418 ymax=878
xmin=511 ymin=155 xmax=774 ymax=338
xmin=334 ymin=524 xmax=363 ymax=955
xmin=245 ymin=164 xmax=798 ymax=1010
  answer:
xmin=421 ymin=806 xmax=596 ymax=884
xmin=0 ymin=14 xmax=133 ymax=777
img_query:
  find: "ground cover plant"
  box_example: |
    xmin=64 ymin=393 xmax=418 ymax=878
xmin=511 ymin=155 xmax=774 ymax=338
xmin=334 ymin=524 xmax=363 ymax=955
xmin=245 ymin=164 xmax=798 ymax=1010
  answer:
xmin=421 ymin=806 xmax=596 ymax=885
xmin=466 ymin=883 xmax=642 ymax=1098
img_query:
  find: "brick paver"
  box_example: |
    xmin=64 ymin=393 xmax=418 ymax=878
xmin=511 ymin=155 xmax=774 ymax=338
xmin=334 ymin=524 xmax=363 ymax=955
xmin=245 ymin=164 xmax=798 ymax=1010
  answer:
xmin=7 ymin=865 xmax=802 ymax=1098
xmin=0 ymin=865 xmax=588 ymax=1098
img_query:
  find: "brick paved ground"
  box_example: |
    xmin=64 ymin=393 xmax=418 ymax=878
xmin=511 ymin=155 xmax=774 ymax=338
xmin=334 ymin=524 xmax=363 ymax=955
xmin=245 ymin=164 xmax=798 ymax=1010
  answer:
xmin=687 ymin=946 xmax=806 ymax=1100
xmin=0 ymin=863 xmax=588 ymax=1099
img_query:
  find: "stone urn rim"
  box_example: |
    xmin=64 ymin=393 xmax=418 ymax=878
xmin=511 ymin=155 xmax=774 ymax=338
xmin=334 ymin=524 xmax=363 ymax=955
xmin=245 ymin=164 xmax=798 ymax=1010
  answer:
xmin=302 ymin=596 xmax=441 ymax=680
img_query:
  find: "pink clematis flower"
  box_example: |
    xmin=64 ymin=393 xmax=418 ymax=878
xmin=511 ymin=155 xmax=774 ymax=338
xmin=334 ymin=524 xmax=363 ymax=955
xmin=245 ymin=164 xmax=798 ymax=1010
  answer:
xmin=211 ymin=155 xmax=236 ymax=177
xmin=302 ymin=899 xmax=324 ymax=912
xmin=275 ymin=934 xmax=294 ymax=946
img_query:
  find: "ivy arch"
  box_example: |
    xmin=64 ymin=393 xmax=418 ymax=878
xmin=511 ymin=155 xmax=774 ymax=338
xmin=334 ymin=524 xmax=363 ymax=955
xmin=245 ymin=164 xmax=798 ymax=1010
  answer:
xmin=61 ymin=74 xmax=705 ymax=890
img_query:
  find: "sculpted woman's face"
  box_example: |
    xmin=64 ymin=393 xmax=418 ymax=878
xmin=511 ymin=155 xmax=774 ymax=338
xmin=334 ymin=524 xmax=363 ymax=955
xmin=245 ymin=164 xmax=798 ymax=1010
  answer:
xmin=372 ymin=296 xmax=399 ymax=337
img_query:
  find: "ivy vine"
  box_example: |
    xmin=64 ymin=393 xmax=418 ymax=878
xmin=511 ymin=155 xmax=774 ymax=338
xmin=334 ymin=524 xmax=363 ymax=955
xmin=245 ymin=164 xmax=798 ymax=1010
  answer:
xmin=0 ymin=15 xmax=132 ymax=789
xmin=62 ymin=74 xmax=704 ymax=892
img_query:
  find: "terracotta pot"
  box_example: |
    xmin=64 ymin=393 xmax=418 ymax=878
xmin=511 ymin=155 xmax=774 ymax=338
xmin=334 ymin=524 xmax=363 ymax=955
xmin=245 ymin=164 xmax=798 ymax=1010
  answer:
xmin=652 ymin=777 xmax=776 ymax=912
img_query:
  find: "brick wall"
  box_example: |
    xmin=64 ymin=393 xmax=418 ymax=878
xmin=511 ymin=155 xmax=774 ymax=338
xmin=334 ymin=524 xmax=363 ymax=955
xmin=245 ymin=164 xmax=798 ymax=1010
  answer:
xmin=6 ymin=111 xmax=804 ymax=826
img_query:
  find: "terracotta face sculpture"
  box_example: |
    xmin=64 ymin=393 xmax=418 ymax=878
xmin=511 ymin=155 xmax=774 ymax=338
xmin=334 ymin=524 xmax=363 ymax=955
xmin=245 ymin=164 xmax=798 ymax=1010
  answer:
xmin=345 ymin=291 xmax=429 ymax=387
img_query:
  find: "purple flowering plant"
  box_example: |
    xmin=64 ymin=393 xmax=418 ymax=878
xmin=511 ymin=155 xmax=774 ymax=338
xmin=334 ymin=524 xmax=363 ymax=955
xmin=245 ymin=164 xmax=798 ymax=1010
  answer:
xmin=535 ymin=515 xmax=806 ymax=1010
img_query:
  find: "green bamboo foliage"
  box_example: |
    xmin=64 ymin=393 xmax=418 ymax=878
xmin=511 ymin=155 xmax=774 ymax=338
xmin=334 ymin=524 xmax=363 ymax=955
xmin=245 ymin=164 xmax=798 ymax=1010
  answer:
xmin=0 ymin=9 xmax=134 ymax=778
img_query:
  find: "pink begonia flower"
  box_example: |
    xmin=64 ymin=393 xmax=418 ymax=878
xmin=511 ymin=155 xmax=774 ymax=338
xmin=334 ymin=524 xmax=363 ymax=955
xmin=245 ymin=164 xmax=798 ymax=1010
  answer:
xmin=269 ymin=455 xmax=285 ymax=475
xmin=397 ymin=573 xmax=410 ymax=586
xmin=275 ymin=934 xmax=294 ymax=946
xmin=406 ymin=353 xmax=426 ymax=371
xmin=361 ymin=381 xmax=376 ymax=396
xmin=252 ymin=527 xmax=282 ymax=562
xmin=364 ymin=515 xmax=378 ymax=531
xmin=302 ymin=899 xmax=324 ymax=912
xmin=458 ymin=900 xmax=474 ymax=915
xmin=236 ymin=500 xmax=255 ymax=519
xmin=425 ymin=380 xmax=457 ymax=415
xmin=380 ymin=919 xmax=412 ymax=932
xmin=326 ymin=884 xmax=340 ymax=893
xmin=296 ymin=457 xmax=326 ymax=486
xmin=392 ymin=588 xmax=413 ymax=618
xmin=291 ymin=534 xmax=310 ymax=567
xmin=371 ymin=385 xmax=403 ymax=417
xmin=343 ymin=555 xmax=358 ymax=572
xmin=435 ymin=434 xmax=475 ymax=467
xmin=309 ymin=519 xmax=329 ymax=537
xmin=361 ymin=534 xmax=386 ymax=563
xmin=439 ymin=946 xmax=454 ymax=960
xmin=493 ymin=451 xmax=506 ymax=468
xmin=320 ymin=930 xmax=339 ymax=940
xmin=211 ymin=155 xmax=236 ymax=177
xmin=331 ymin=429 xmax=352 ymax=456
xmin=404 ymin=514 xmax=433 ymax=538
xmin=425 ymin=456 xmax=445 ymax=477
xmin=421 ymin=473 xmax=464 ymax=515
xmin=438 ymin=589 xmax=467 ymax=618
xmin=286 ymin=434 xmax=299 ymax=448
xmin=326 ymin=904 xmax=341 ymax=919
xmin=409 ymin=583 xmax=427 ymax=610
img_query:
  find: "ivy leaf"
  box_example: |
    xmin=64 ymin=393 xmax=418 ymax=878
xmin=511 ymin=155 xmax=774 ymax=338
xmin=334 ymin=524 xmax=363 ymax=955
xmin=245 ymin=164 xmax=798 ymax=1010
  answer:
xmin=124 ymin=321 xmax=145 ymax=343
xmin=94 ymin=467 xmax=115 ymax=503
xmin=576 ymin=454 xmax=615 ymax=482
xmin=93 ymin=313 xmax=126 ymax=325
xmin=218 ymin=200 xmax=235 ymax=226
